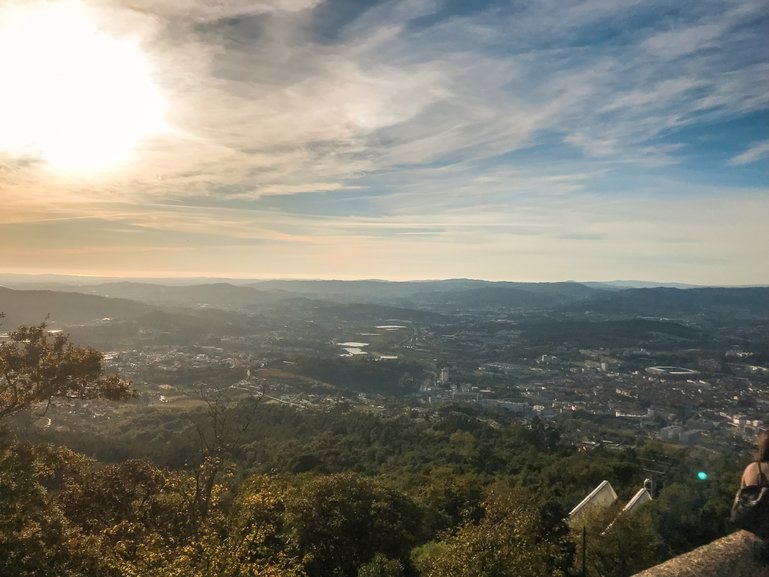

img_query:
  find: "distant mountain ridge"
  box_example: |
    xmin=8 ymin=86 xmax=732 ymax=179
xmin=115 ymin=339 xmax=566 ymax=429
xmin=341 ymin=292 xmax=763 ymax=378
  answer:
xmin=2 ymin=281 xmax=767 ymax=328
xmin=2 ymin=274 xmax=765 ymax=293
xmin=82 ymin=282 xmax=282 ymax=309
xmin=407 ymin=282 xmax=598 ymax=310
xmin=0 ymin=286 xmax=153 ymax=327
xmin=564 ymin=286 xmax=769 ymax=318
xmin=248 ymin=278 xmax=491 ymax=301
xmin=583 ymin=280 xmax=704 ymax=289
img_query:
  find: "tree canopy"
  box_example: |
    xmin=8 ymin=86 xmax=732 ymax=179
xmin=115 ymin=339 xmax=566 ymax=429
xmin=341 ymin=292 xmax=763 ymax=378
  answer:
xmin=413 ymin=485 xmax=573 ymax=577
xmin=0 ymin=323 xmax=132 ymax=419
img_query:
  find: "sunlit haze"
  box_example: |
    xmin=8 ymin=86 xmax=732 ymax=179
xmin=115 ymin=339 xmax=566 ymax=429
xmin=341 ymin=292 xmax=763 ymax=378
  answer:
xmin=0 ymin=0 xmax=767 ymax=284
xmin=0 ymin=1 xmax=166 ymax=172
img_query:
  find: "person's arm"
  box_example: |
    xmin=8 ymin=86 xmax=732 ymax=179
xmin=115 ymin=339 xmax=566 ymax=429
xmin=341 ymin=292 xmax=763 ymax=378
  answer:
xmin=741 ymin=462 xmax=755 ymax=487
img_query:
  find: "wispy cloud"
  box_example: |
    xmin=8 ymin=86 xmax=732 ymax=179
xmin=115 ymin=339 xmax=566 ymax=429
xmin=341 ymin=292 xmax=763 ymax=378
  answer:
xmin=0 ymin=0 xmax=767 ymax=282
xmin=730 ymin=140 xmax=769 ymax=165
xmin=114 ymin=0 xmax=322 ymax=22
xmin=5 ymin=0 xmax=766 ymax=200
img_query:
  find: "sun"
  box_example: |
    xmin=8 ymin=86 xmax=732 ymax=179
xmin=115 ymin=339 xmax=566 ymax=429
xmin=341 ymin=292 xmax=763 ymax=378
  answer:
xmin=0 ymin=0 xmax=166 ymax=173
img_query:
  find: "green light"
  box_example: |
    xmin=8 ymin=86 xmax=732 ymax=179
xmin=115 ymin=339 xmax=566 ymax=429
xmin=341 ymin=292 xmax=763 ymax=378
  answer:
xmin=697 ymin=471 xmax=708 ymax=481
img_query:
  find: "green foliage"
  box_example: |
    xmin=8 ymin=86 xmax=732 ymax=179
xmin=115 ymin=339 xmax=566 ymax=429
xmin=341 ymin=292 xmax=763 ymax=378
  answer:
xmin=0 ymin=441 xmax=113 ymax=577
xmin=0 ymin=323 xmax=133 ymax=419
xmin=357 ymin=554 xmax=403 ymax=577
xmin=416 ymin=485 xmax=573 ymax=577
xmin=292 ymin=357 xmax=427 ymax=396
xmin=211 ymin=474 xmax=305 ymax=577
xmin=538 ymin=450 xmax=644 ymax=509
xmin=0 ymin=425 xmax=747 ymax=577
xmin=573 ymin=504 xmax=669 ymax=577
xmin=409 ymin=468 xmax=484 ymax=534
xmin=285 ymin=473 xmax=423 ymax=577
xmin=410 ymin=541 xmax=448 ymax=575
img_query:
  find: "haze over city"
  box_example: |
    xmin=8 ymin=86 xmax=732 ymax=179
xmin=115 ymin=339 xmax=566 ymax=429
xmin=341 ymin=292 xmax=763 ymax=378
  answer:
xmin=1 ymin=0 xmax=767 ymax=284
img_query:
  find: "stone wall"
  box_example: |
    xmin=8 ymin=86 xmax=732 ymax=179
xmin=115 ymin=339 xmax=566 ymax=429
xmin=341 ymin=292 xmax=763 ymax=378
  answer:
xmin=632 ymin=531 xmax=769 ymax=577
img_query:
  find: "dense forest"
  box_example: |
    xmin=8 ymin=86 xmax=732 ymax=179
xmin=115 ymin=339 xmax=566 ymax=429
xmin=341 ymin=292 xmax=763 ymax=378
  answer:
xmin=0 ymin=323 xmax=747 ymax=577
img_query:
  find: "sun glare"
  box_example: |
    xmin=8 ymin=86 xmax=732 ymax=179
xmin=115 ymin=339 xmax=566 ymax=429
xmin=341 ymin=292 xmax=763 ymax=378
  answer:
xmin=0 ymin=0 xmax=166 ymax=173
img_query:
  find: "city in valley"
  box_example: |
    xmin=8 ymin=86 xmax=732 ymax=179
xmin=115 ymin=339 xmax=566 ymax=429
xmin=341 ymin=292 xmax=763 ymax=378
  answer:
xmin=2 ymin=276 xmax=766 ymax=455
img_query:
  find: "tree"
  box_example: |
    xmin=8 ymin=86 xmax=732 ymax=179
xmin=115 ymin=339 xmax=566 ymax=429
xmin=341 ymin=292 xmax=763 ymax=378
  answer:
xmin=0 ymin=441 xmax=114 ymax=577
xmin=187 ymin=389 xmax=262 ymax=533
xmin=201 ymin=474 xmax=306 ymax=577
xmin=0 ymin=323 xmax=133 ymax=419
xmin=357 ymin=554 xmax=403 ymax=577
xmin=285 ymin=473 xmax=423 ymax=577
xmin=411 ymin=468 xmax=484 ymax=535
xmin=415 ymin=485 xmax=573 ymax=577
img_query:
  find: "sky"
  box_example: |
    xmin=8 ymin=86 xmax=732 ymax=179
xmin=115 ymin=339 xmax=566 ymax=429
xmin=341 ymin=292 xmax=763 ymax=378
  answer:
xmin=0 ymin=0 xmax=767 ymax=284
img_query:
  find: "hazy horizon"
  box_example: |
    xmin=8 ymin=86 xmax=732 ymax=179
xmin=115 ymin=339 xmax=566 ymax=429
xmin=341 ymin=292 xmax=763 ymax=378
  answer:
xmin=1 ymin=271 xmax=766 ymax=289
xmin=1 ymin=0 xmax=767 ymax=284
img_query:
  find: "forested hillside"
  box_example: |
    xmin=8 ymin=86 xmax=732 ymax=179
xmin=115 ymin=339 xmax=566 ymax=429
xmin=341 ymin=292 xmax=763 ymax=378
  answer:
xmin=3 ymin=399 xmax=743 ymax=576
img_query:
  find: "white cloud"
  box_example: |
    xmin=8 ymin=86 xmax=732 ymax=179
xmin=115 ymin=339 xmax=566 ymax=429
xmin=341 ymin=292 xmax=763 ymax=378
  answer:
xmin=4 ymin=0 xmax=758 ymax=205
xmin=730 ymin=140 xmax=769 ymax=165
xmin=642 ymin=22 xmax=727 ymax=58
xmin=116 ymin=0 xmax=322 ymax=22
xmin=1 ymin=0 xmax=766 ymax=282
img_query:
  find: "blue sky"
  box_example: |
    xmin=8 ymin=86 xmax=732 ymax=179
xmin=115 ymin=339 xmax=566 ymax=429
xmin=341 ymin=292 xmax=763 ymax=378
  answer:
xmin=0 ymin=0 xmax=767 ymax=283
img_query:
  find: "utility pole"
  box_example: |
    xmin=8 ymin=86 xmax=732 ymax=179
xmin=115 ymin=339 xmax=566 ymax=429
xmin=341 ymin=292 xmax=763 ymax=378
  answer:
xmin=582 ymin=525 xmax=587 ymax=577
